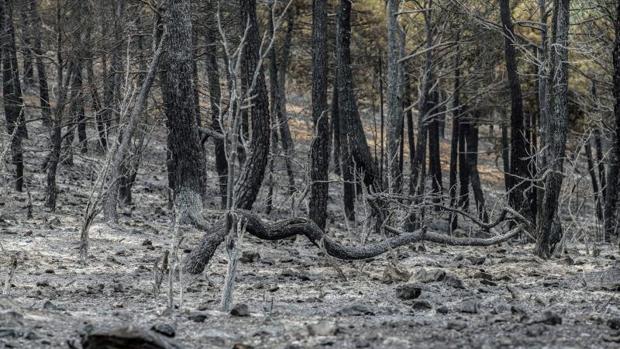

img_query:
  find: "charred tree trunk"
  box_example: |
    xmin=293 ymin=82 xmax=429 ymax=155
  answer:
xmin=449 ymin=38 xmax=461 ymax=231
xmin=159 ymin=0 xmax=207 ymax=209
xmin=536 ymin=0 xmax=570 ymax=258
xmin=1 ymin=0 xmax=28 ymax=192
xmin=28 ymin=0 xmax=50 ymax=128
xmin=428 ymin=91 xmax=443 ymax=206
xmin=233 ymin=0 xmax=271 ymax=210
xmin=467 ymin=119 xmax=488 ymax=222
xmin=500 ymin=0 xmax=533 ymax=223
xmin=586 ymin=137 xmax=603 ymax=221
xmin=386 ymin=0 xmax=404 ymax=192
xmin=18 ymin=2 xmax=34 ymax=89
xmin=457 ymin=116 xmax=470 ymax=211
xmin=605 ymin=0 xmax=620 ymax=242
xmin=309 ymin=0 xmax=330 ymax=230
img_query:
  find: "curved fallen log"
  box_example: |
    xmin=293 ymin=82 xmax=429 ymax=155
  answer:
xmin=183 ymin=210 xmax=523 ymax=275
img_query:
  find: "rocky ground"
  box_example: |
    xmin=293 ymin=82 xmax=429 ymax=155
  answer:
xmin=1 ymin=107 xmax=620 ymax=348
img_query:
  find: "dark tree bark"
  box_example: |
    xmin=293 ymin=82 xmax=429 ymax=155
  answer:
xmin=309 ymin=0 xmax=330 ymax=230
xmin=204 ymin=3 xmax=227 ymax=208
xmin=499 ymin=0 xmax=534 ymax=222
xmin=536 ymin=0 xmax=570 ymax=258
xmin=28 ymin=0 xmax=50 ymax=128
xmin=467 ymin=118 xmax=488 ymax=222
xmin=1 ymin=0 xmax=28 ymax=192
xmin=457 ymin=116 xmax=470 ymax=211
xmin=605 ymin=0 xmax=620 ymax=242
xmin=331 ymin=78 xmax=341 ymax=174
xmin=233 ymin=0 xmax=271 ymax=210
xmin=18 ymin=2 xmax=34 ymax=89
xmin=336 ymin=0 xmax=382 ymax=221
xmin=386 ymin=0 xmax=404 ymax=192
xmin=102 ymin=0 xmax=125 ymax=137
xmin=449 ymin=38 xmax=461 ymax=231
xmin=404 ymin=65 xmax=415 ymax=195
xmin=428 ymin=90 xmax=443 ymax=205
xmin=585 ymin=137 xmax=603 ymax=221
xmin=159 ymin=0 xmax=207 ymax=207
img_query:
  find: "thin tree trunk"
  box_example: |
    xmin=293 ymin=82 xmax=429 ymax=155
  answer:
xmin=1 ymin=0 xmax=28 ymax=193
xmin=586 ymin=137 xmax=603 ymax=221
xmin=428 ymin=91 xmax=443 ymax=206
xmin=386 ymin=0 xmax=404 ymax=192
xmin=28 ymin=0 xmax=50 ymax=128
xmin=309 ymin=0 xmax=330 ymax=230
xmin=500 ymin=0 xmax=534 ymax=223
xmin=458 ymin=116 xmax=470 ymax=211
xmin=536 ymin=0 xmax=570 ymax=258
xmin=449 ymin=37 xmax=461 ymax=231
xmin=18 ymin=2 xmax=34 ymax=89
xmin=467 ymin=119 xmax=488 ymax=222
xmin=604 ymin=0 xmax=620 ymax=242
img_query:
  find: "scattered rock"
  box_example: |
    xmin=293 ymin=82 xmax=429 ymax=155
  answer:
xmin=151 ymin=323 xmax=176 ymax=338
xmin=239 ymin=251 xmax=260 ymax=264
xmin=395 ymin=284 xmax=422 ymax=300
xmin=36 ymin=280 xmax=50 ymax=288
xmin=230 ymin=304 xmax=250 ymax=317
xmin=142 ymin=239 xmax=153 ymax=247
xmin=410 ymin=300 xmax=433 ymax=311
xmin=382 ymin=264 xmax=411 ymax=283
xmin=533 ymin=311 xmax=562 ymax=326
xmin=336 ymin=304 xmax=375 ymax=316
xmin=444 ymin=274 xmax=466 ymax=289
xmin=81 ymin=325 xmax=182 ymax=349
xmin=608 ymin=318 xmax=620 ymax=330
xmin=457 ymin=300 xmax=479 ymax=314
xmin=467 ymin=256 xmax=486 ymax=265
xmin=308 ymin=321 xmax=336 ymax=336
xmin=446 ymin=321 xmax=467 ymax=331
xmin=42 ymin=300 xmax=60 ymax=311
xmin=188 ymin=313 xmax=208 ymax=323
xmin=232 ymin=344 xmax=254 ymax=349
xmin=436 ymin=305 xmax=450 ymax=314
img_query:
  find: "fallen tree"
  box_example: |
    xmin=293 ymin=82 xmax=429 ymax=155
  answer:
xmin=183 ymin=208 xmax=526 ymax=275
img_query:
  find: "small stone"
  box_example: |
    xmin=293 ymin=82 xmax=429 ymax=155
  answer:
xmin=395 ymin=284 xmax=422 ymax=300
xmin=410 ymin=300 xmax=433 ymax=311
xmin=232 ymin=344 xmax=254 ymax=349
xmin=608 ymin=318 xmax=620 ymax=330
xmin=36 ymin=280 xmax=50 ymax=287
xmin=188 ymin=313 xmax=208 ymax=323
xmin=446 ymin=321 xmax=467 ymax=330
xmin=44 ymin=269 xmax=55 ymax=274
xmin=42 ymin=300 xmax=60 ymax=311
xmin=142 ymin=239 xmax=153 ymax=247
xmin=151 ymin=323 xmax=176 ymax=338
xmin=444 ymin=274 xmax=466 ymax=289
xmin=457 ymin=300 xmax=479 ymax=314
xmin=436 ymin=305 xmax=450 ymax=314
xmin=239 ymin=251 xmax=260 ymax=264
xmin=538 ymin=311 xmax=562 ymax=326
xmin=336 ymin=304 xmax=375 ymax=316
xmin=467 ymin=256 xmax=486 ymax=265
xmin=230 ymin=303 xmax=250 ymax=317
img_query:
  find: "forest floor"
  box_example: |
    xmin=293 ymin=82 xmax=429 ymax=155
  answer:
xmin=1 ymin=102 xmax=620 ymax=349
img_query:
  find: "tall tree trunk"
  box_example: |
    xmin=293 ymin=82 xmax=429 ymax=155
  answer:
xmin=536 ymin=0 xmax=570 ymax=258
xmin=386 ymin=0 xmax=404 ymax=192
xmin=457 ymin=116 xmax=470 ymax=211
xmin=428 ymin=90 xmax=443 ymax=206
xmin=467 ymin=118 xmax=488 ymax=222
xmin=336 ymin=0 xmax=382 ymax=221
xmin=159 ymin=0 xmax=207 ymax=210
xmin=18 ymin=2 xmax=34 ymax=89
xmin=233 ymin=0 xmax=271 ymax=210
xmin=28 ymin=0 xmax=50 ymax=128
xmin=605 ymin=0 xmax=620 ymax=242
xmin=500 ymin=0 xmax=534 ymax=223
xmin=449 ymin=37 xmax=461 ymax=231
xmin=404 ymin=65 xmax=415 ymax=194
xmin=585 ymin=137 xmax=603 ymax=221
xmin=309 ymin=0 xmax=330 ymax=230
xmin=204 ymin=3 xmax=227 ymax=208
xmin=1 ymin=0 xmax=28 ymax=193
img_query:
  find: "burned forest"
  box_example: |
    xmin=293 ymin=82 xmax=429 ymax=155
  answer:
xmin=1 ymin=0 xmax=620 ymax=348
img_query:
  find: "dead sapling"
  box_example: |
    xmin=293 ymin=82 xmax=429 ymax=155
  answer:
xmin=3 ymin=255 xmax=17 ymax=295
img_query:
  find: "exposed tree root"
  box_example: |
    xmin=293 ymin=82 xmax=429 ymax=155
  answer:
xmin=183 ymin=210 xmax=523 ymax=275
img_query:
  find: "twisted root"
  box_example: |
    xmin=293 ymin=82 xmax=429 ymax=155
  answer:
xmin=183 ymin=210 xmax=523 ymax=275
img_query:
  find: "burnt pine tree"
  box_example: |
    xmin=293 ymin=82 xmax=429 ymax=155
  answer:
xmin=309 ymin=0 xmax=330 ymax=230
xmin=159 ymin=0 xmax=207 ymax=209
xmin=233 ymin=0 xmax=271 ymax=210
xmin=28 ymin=0 xmax=51 ymax=128
xmin=499 ymin=0 xmax=534 ymax=223
xmin=386 ymin=0 xmax=404 ymax=192
xmin=536 ymin=0 xmax=570 ymax=258
xmin=1 ymin=0 xmax=28 ymax=192
xmin=604 ymin=0 xmax=620 ymax=242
